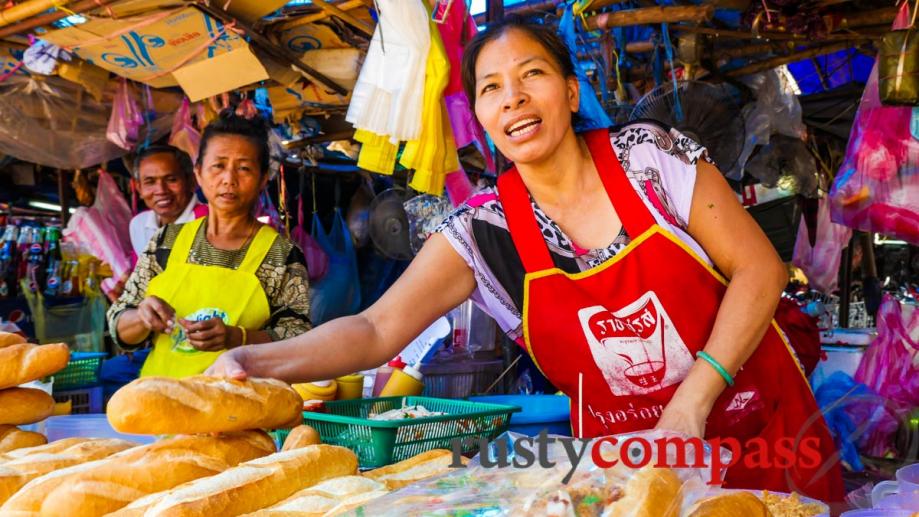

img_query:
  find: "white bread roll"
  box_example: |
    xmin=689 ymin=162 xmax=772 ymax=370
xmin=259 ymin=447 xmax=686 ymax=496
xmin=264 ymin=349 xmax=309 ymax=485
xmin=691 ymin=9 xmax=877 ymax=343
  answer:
xmin=107 ymin=376 xmax=303 ymax=435
xmin=111 ymin=445 xmax=358 ymax=517
xmin=602 ymin=465 xmax=683 ymax=517
xmin=0 ymin=388 xmax=55 ymax=425
xmin=0 ymin=343 xmax=70 ymax=390
xmin=242 ymin=476 xmax=388 ymax=517
xmin=0 ymin=438 xmax=88 ymax=464
xmin=0 ymin=332 xmax=26 ymax=349
xmin=363 ymin=449 xmax=463 ymax=490
xmin=0 ymin=438 xmax=135 ymax=506
xmin=14 ymin=431 xmax=275 ymax=517
xmin=280 ymin=424 xmax=320 ymax=451
xmin=0 ymin=426 xmax=46 ymax=455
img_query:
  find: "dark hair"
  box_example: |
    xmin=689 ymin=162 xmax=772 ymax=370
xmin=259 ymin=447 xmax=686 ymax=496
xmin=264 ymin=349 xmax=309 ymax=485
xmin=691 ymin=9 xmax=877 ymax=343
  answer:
xmin=134 ymin=144 xmax=193 ymax=181
xmin=461 ymin=16 xmax=577 ymax=108
xmin=196 ymin=109 xmax=271 ymax=175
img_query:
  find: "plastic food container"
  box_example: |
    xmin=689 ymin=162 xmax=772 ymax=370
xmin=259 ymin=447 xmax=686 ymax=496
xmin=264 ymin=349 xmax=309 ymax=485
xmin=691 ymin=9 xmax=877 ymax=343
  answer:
xmin=469 ymin=394 xmax=571 ymax=436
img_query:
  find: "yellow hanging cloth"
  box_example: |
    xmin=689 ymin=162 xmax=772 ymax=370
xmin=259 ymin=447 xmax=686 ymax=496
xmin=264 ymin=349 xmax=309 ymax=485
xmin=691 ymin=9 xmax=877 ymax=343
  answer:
xmin=355 ymin=128 xmax=399 ymax=175
xmin=400 ymin=16 xmax=459 ymax=195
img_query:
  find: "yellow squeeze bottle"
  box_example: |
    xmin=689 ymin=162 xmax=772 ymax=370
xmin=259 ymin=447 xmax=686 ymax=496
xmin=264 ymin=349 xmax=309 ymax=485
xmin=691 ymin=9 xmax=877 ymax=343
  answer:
xmin=335 ymin=374 xmax=365 ymax=400
xmin=379 ymin=364 xmax=424 ymax=397
xmin=293 ymin=380 xmax=338 ymax=401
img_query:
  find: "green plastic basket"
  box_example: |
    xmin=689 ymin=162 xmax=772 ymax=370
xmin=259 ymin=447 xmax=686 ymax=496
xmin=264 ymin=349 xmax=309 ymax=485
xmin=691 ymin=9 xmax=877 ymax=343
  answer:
xmin=52 ymin=352 xmax=106 ymax=391
xmin=284 ymin=396 xmax=520 ymax=469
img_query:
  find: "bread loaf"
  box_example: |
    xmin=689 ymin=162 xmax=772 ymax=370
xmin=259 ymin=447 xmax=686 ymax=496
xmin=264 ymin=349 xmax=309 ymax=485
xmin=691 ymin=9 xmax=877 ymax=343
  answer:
xmin=111 ymin=445 xmax=358 ymax=517
xmin=0 ymin=332 xmax=25 ymax=349
xmin=11 ymin=431 xmax=275 ymax=517
xmin=107 ymin=376 xmax=303 ymax=435
xmin=242 ymin=476 xmax=388 ymax=517
xmin=0 ymin=343 xmax=70 ymax=390
xmin=0 ymin=437 xmax=88 ymax=464
xmin=0 ymin=426 xmax=46 ymax=455
xmin=0 ymin=388 xmax=55 ymax=425
xmin=687 ymin=491 xmax=769 ymax=516
xmin=0 ymin=438 xmax=135 ymax=506
xmin=601 ymin=465 xmax=682 ymax=517
xmin=364 ymin=449 xmax=463 ymax=490
xmin=281 ymin=425 xmax=320 ymax=451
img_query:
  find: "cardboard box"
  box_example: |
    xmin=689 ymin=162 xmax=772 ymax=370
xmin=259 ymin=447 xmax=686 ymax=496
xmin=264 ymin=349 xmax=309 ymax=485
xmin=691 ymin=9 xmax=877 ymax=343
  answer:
xmin=276 ymin=22 xmax=351 ymax=53
xmin=57 ymin=59 xmax=110 ymax=102
xmin=265 ymin=48 xmax=361 ymax=123
xmin=41 ymin=7 xmax=268 ymax=97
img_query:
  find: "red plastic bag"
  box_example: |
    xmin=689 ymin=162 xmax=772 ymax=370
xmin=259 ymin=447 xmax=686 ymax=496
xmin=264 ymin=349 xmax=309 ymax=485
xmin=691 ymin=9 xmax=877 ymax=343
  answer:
xmin=853 ymin=294 xmax=919 ymax=456
xmin=792 ymin=196 xmax=852 ymax=293
xmin=169 ymin=98 xmax=200 ymax=162
xmin=829 ymin=7 xmax=919 ymax=244
xmin=290 ymin=197 xmax=329 ymax=282
xmin=105 ymin=79 xmax=144 ymax=151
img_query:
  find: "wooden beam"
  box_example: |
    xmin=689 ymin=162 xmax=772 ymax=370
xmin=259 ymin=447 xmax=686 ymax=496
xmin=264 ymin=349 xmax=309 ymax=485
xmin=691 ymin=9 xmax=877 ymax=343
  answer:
xmin=311 ymin=0 xmax=373 ymax=38
xmin=724 ymin=40 xmax=866 ymax=77
xmin=587 ymin=4 xmax=715 ymax=30
xmin=833 ymin=7 xmax=898 ymax=30
xmin=473 ymin=0 xmax=556 ymax=25
xmin=283 ymin=130 xmax=356 ymax=150
xmin=195 ymin=3 xmax=349 ymax=96
xmin=0 ymin=0 xmax=116 ymax=39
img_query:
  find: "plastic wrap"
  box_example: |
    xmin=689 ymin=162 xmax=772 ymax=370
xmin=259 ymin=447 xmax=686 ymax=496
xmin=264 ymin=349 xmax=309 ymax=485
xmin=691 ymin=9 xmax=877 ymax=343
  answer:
xmin=291 ymin=197 xmax=329 ymax=282
xmin=106 ymin=78 xmax=145 ymax=151
xmin=349 ymin=430 xmax=734 ymax=516
xmin=829 ymin=63 xmax=919 ymax=244
xmin=309 ymin=209 xmax=361 ymax=325
xmin=168 ymin=97 xmax=201 ymax=162
xmin=792 ymin=196 xmax=852 ymax=293
xmin=0 ymin=74 xmax=179 ymax=169
xmin=853 ymin=294 xmax=919 ymax=457
xmin=727 ymin=70 xmax=806 ymax=180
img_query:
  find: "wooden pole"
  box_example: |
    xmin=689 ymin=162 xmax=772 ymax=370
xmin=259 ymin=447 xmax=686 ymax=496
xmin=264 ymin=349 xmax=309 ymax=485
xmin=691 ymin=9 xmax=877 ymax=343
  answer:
xmin=195 ymin=3 xmax=349 ymax=96
xmin=833 ymin=6 xmax=898 ymax=30
xmin=311 ymin=0 xmax=373 ymax=39
xmin=0 ymin=0 xmax=116 ymax=39
xmin=839 ymin=236 xmax=854 ymax=328
xmin=486 ymin=0 xmax=504 ymax=23
xmin=724 ymin=40 xmax=866 ymax=77
xmin=587 ymin=4 xmax=715 ymax=30
xmin=57 ymin=170 xmax=70 ymax=226
xmin=283 ymin=129 xmax=356 ymax=150
xmin=473 ymin=0 xmax=555 ymax=25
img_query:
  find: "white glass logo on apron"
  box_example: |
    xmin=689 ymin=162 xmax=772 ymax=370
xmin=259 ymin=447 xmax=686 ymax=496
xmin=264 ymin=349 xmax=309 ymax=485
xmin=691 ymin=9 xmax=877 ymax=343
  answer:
xmin=578 ymin=291 xmax=694 ymax=396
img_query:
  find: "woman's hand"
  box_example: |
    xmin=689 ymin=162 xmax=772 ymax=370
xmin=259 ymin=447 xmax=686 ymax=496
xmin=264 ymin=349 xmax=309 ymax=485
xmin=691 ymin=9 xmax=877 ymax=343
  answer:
xmin=137 ymin=296 xmax=176 ymax=334
xmin=206 ymin=348 xmax=249 ymax=380
xmin=654 ymin=398 xmax=708 ymax=438
xmin=181 ymin=317 xmax=238 ymax=352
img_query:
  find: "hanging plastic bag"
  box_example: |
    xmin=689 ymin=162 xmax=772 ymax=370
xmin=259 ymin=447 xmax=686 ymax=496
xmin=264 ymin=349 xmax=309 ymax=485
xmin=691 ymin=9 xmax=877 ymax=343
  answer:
xmin=558 ymin=5 xmax=612 ymax=131
xmin=290 ymin=197 xmax=329 ymax=282
xmin=63 ymin=170 xmax=133 ymax=297
xmin=829 ymin=52 xmax=919 ymax=244
xmin=168 ymin=98 xmax=201 ymax=163
xmin=878 ymin=1 xmax=919 ymax=105
xmin=309 ymin=210 xmax=362 ymax=325
xmin=792 ymin=196 xmax=852 ymax=293
xmin=853 ymin=294 xmax=919 ymax=456
xmin=106 ymin=79 xmax=144 ymax=151
xmin=811 ymin=371 xmax=872 ymax=472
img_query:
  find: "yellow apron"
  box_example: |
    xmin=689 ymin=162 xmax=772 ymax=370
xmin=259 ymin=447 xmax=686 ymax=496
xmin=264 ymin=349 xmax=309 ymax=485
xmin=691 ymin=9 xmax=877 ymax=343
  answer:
xmin=140 ymin=218 xmax=276 ymax=378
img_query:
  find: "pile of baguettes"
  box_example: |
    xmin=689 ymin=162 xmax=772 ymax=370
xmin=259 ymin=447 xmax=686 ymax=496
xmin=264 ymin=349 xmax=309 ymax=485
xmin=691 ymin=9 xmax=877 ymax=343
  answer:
xmin=0 ymin=331 xmax=71 ymax=455
xmin=0 ymin=368 xmax=463 ymax=516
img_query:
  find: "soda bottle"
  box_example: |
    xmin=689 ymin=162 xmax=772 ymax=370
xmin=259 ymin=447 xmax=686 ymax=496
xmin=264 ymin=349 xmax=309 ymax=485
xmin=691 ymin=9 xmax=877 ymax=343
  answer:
xmin=15 ymin=225 xmax=31 ymax=288
xmin=0 ymin=225 xmax=18 ymax=299
xmin=61 ymin=259 xmax=81 ymax=297
xmin=25 ymin=227 xmax=45 ymax=293
xmin=43 ymin=227 xmax=63 ymax=297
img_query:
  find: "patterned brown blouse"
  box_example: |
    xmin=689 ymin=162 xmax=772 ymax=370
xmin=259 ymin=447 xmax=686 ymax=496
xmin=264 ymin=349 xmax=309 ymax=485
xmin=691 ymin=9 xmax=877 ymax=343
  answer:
xmin=107 ymin=220 xmax=312 ymax=348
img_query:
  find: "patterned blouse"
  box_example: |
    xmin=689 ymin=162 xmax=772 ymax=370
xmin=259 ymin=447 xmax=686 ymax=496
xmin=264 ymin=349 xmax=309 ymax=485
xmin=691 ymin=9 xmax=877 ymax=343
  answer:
xmin=107 ymin=220 xmax=312 ymax=348
xmin=436 ymin=121 xmax=714 ymax=343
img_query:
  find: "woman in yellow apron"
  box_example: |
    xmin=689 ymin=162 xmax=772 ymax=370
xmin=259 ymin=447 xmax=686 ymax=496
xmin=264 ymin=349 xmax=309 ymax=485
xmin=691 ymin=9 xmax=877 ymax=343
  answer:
xmin=107 ymin=111 xmax=312 ymax=378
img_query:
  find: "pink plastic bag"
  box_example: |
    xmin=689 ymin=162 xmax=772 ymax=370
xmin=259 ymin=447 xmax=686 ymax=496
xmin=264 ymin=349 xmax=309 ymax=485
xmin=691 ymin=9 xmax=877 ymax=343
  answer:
xmin=63 ymin=170 xmax=134 ymax=297
xmin=169 ymin=98 xmax=201 ymax=163
xmin=829 ymin=7 xmax=919 ymax=244
xmin=105 ymin=79 xmax=144 ymax=151
xmin=290 ymin=197 xmax=329 ymax=282
xmin=792 ymin=197 xmax=852 ymax=293
xmin=852 ymin=294 xmax=919 ymax=457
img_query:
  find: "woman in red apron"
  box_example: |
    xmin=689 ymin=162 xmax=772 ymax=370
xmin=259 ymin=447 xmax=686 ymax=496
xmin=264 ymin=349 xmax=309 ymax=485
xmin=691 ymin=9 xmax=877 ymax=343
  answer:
xmin=208 ymin=17 xmax=843 ymax=504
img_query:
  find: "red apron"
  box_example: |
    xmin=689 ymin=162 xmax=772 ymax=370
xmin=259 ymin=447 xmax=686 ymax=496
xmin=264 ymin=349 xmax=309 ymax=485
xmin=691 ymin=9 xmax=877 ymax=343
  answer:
xmin=497 ymin=129 xmax=843 ymax=503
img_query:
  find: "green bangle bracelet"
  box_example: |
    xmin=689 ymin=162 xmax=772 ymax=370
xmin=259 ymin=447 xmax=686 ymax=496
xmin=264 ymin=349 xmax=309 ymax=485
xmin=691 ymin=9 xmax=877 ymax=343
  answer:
xmin=696 ymin=351 xmax=735 ymax=387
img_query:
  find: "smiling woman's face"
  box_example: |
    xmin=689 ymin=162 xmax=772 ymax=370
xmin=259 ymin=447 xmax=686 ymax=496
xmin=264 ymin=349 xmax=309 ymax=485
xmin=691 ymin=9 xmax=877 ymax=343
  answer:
xmin=473 ymin=28 xmax=579 ymax=166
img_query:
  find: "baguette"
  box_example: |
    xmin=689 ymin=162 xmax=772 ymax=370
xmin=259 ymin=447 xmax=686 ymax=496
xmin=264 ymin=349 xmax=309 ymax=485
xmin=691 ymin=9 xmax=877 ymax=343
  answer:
xmin=112 ymin=445 xmax=358 ymax=517
xmin=0 ymin=426 xmax=46 ymax=455
xmin=243 ymin=476 xmax=388 ymax=517
xmin=12 ymin=431 xmax=275 ymax=517
xmin=0 ymin=332 xmax=26 ymax=349
xmin=281 ymin=425 xmax=320 ymax=451
xmin=0 ymin=438 xmax=135 ymax=506
xmin=0 ymin=343 xmax=70 ymax=390
xmin=107 ymin=376 xmax=303 ymax=435
xmin=0 ymin=437 xmax=88 ymax=464
xmin=0 ymin=388 xmax=55 ymax=425
xmin=363 ymin=449 xmax=463 ymax=490
xmin=687 ymin=491 xmax=769 ymax=517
